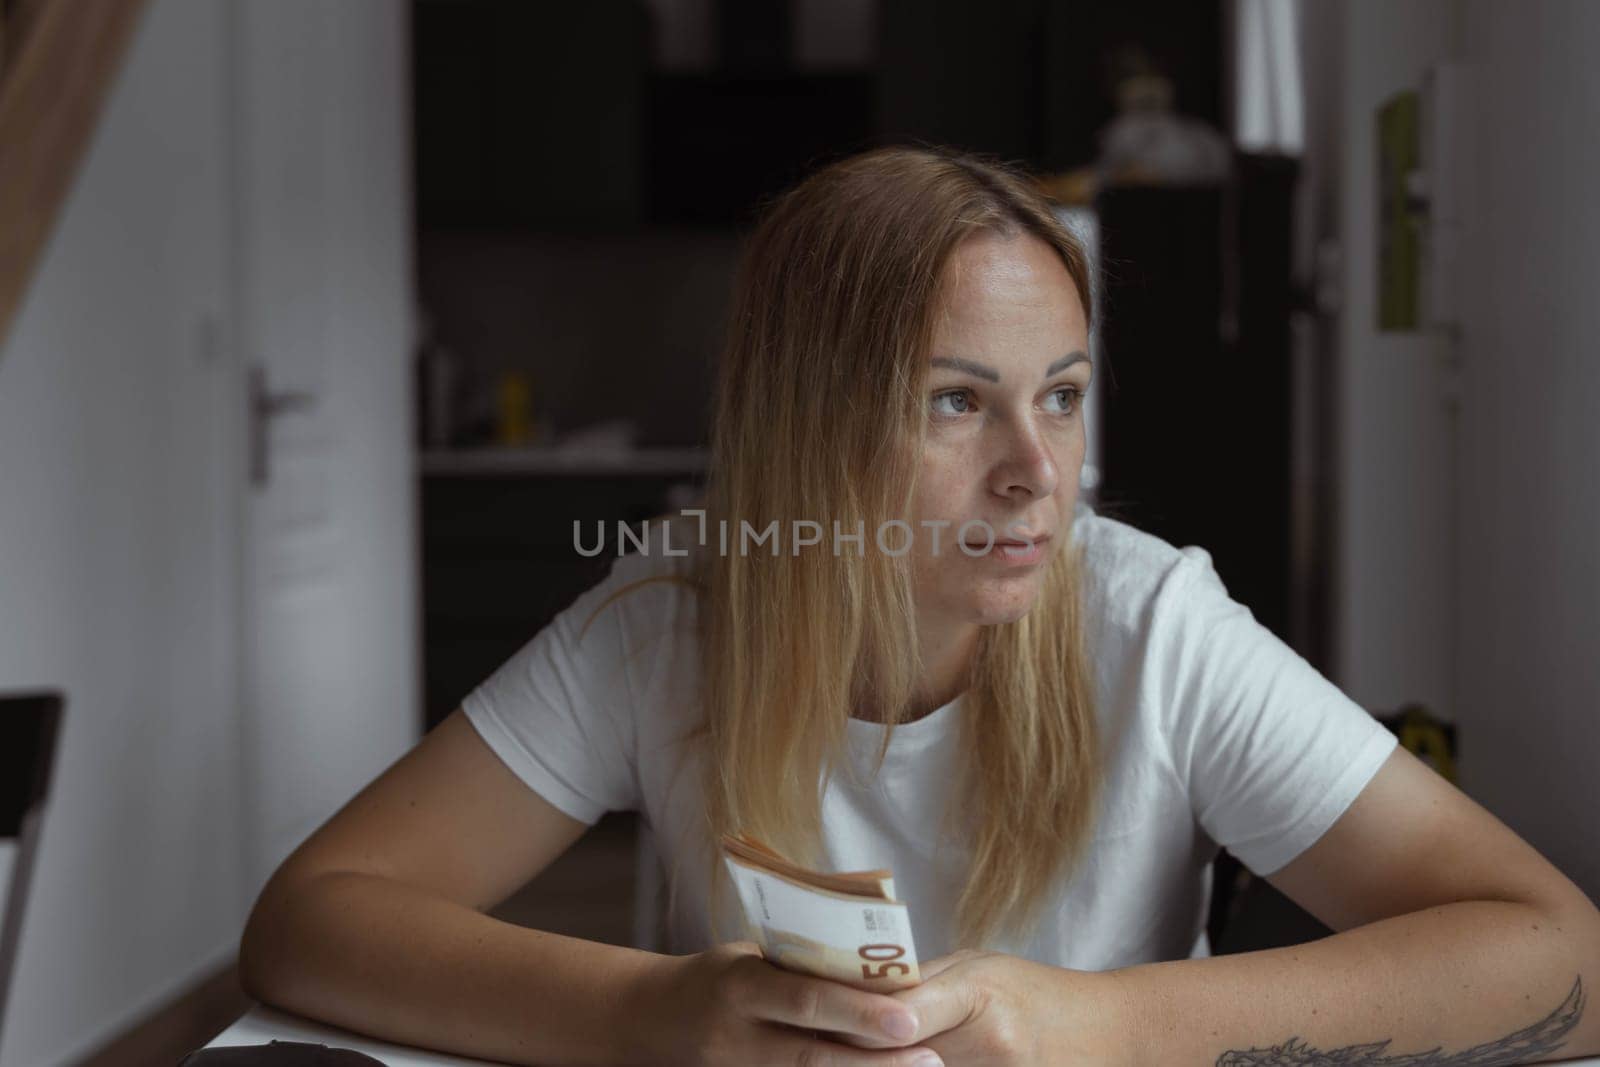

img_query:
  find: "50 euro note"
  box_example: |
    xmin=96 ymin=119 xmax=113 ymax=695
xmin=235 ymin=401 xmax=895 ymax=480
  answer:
xmin=720 ymin=834 xmax=922 ymax=991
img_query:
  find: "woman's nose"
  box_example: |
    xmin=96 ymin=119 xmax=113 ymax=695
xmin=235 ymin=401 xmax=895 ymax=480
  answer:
xmin=989 ymin=420 xmax=1058 ymax=500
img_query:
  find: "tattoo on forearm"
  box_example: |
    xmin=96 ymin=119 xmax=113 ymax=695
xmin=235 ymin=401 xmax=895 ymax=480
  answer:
xmin=1215 ymin=974 xmax=1584 ymax=1066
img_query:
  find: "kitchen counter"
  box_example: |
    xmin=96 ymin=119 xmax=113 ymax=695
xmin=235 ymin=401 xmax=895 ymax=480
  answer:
xmin=419 ymin=446 xmax=708 ymax=477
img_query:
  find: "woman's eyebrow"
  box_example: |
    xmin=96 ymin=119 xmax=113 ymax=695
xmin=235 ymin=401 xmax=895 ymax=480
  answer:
xmin=930 ymin=351 xmax=1090 ymax=384
xmin=1046 ymin=352 xmax=1090 ymax=376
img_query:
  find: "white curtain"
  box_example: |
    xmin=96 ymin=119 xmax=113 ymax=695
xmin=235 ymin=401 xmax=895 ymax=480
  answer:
xmin=1233 ymin=0 xmax=1305 ymax=154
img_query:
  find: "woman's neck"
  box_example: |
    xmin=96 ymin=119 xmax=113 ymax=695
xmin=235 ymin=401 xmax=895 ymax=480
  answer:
xmin=853 ymin=619 xmax=978 ymax=724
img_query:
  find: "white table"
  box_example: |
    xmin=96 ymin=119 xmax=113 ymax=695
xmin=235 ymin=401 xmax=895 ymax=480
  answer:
xmin=204 ymin=1004 xmax=500 ymax=1065
xmin=204 ymin=1001 xmax=1600 ymax=1066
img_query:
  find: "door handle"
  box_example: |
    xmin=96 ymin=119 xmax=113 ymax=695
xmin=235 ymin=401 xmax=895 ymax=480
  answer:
xmin=249 ymin=363 xmax=318 ymax=488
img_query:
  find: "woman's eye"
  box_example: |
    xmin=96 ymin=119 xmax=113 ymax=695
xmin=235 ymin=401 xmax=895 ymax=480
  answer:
xmin=930 ymin=390 xmax=972 ymax=417
xmin=1045 ymin=386 xmax=1084 ymax=416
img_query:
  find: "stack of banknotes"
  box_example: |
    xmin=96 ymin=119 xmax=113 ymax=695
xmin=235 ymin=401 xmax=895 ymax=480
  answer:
xmin=720 ymin=833 xmax=922 ymax=991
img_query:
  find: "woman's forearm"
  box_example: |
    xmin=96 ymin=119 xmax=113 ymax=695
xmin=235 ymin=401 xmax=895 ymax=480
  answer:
xmin=1110 ymin=898 xmax=1600 ymax=1066
xmin=238 ymin=870 xmax=667 ymax=1066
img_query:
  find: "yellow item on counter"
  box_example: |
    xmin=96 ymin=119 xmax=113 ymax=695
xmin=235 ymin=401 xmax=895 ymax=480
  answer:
xmin=496 ymin=371 xmax=535 ymax=445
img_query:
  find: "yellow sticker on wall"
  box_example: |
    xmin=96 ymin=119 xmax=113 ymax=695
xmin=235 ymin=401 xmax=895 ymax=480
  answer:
xmin=1378 ymin=91 xmax=1422 ymax=331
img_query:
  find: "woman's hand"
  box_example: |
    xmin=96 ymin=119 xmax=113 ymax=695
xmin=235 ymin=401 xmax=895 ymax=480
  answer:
xmin=631 ymin=941 xmax=946 ymax=1066
xmin=888 ymin=948 xmax=1136 ymax=1066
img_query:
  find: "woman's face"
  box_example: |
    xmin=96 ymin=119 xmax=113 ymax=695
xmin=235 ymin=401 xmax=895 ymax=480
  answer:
xmin=908 ymin=229 xmax=1092 ymax=629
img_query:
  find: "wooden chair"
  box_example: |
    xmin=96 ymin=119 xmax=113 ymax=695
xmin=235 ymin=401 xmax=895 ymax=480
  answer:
xmin=0 ymin=690 xmax=64 ymax=1042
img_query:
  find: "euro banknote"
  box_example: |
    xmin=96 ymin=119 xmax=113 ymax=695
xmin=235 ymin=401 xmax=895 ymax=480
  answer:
xmin=721 ymin=833 xmax=922 ymax=991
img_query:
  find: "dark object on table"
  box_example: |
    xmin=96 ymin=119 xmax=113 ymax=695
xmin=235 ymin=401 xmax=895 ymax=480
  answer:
xmin=178 ymin=1040 xmax=388 ymax=1065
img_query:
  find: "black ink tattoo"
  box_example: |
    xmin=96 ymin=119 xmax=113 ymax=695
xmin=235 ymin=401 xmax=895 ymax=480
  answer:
xmin=1215 ymin=974 xmax=1584 ymax=1066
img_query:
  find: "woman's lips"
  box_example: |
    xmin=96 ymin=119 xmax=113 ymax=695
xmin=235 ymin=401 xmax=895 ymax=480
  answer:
xmin=964 ymin=532 xmax=1052 ymax=546
xmin=961 ymin=532 xmax=1051 ymax=564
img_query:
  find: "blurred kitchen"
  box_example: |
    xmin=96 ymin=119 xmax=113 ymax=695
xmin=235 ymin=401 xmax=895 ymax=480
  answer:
xmin=1 ymin=1 xmax=1597 ymax=1064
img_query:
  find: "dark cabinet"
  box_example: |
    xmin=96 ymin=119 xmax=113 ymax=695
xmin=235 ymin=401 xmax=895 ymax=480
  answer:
xmin=413 ymin=1 xmax=872 ymax=231
xmin=414 ymin=0 xmax=650 ymax=230
xmin=421 ymin=464 xmax=705 ymax=733
xmin=1094 ymin=153 xmax=1300 ymax=644
xmin=644 ymin=72 xmax=874 ymax=228
xmin=414 ymin=0 xmax=1228 ymax=230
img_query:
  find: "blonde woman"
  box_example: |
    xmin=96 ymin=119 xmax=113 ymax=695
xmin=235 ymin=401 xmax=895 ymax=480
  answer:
xmin=239 ymin=147 xmax=1600 ymax=1066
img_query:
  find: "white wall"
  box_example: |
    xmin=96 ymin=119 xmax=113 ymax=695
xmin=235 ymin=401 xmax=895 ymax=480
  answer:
xmin=1308 ymin=0 xmax=1600 ymax=904
xmin=0 ymin=2 xmax=416 ymax=1063
xmin=1453 ymin=0 xmax=1600 ymax=901
xmin=1326 ymin=0 xmax=1460 ymax=721
xmin=0 ymin=4 xmax=240 ymax=1064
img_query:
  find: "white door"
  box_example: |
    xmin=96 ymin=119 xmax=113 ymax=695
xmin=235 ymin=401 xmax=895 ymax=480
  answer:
xmin=229 ymin=0 xmax=419 ymax=899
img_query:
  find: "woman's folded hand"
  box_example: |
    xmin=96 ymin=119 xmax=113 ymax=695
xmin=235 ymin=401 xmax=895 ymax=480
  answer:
xmin=888 ymin=948 xmax=1136 ymax=1067
xmin=632 ymin=941 xmax=945 ymax=1066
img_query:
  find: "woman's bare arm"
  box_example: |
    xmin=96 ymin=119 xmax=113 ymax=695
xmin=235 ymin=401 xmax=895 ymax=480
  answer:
xmin=237 ymin=708 xmax=665 ymax=1065
xmin=241 ymin=867 xmax=669 ymax=1065
xmin=239 ymin=709 xmax=940 ymax=1066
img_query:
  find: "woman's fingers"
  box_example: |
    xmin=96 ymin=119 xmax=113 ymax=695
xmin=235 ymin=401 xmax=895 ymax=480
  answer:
xmin=745 ymin=964 xmax=922 ymax=1045
xmin=890 ymin=970 xmax=978 ymax=1044
xmin=767 ymin=1028 xmax=944 ymax=1066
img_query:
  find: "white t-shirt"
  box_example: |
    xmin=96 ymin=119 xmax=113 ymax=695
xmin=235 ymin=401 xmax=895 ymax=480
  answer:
xmin=462 ymin=502 xmax=1397 ymax=969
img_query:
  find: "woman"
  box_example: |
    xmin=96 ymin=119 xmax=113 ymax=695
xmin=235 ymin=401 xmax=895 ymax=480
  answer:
xmin=239 ymin=146 xmax=1600 ymax=1066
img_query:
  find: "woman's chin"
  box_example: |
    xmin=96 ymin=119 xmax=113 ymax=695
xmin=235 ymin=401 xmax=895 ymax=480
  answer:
xmin=964 ymin=584 xmax=1045 ymax=626
xmin=916 ymin=567 xmax=1049 ymax=628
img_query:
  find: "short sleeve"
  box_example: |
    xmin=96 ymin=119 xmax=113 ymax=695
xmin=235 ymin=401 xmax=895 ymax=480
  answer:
xmin=460 ymin=562 xmax=642 ymax=824
xmin=1155 ymin=547 xmax=1399 ymax=877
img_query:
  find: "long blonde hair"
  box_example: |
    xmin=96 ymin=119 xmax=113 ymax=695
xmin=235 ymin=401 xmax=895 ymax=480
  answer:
xmin=603 ymin=145 xmax=1101 ymax=948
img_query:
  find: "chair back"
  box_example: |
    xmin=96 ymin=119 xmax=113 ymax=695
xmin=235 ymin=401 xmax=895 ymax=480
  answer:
xmin=0 ymin=690 xmax=65 ymax=1042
